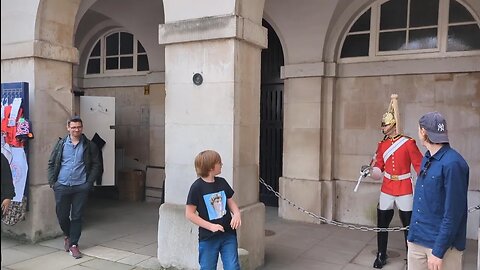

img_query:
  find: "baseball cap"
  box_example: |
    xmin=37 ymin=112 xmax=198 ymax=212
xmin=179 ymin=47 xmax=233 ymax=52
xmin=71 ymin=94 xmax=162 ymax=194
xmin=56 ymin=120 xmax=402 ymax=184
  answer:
xmin=419 ymin=111 xmax=449 ymax=143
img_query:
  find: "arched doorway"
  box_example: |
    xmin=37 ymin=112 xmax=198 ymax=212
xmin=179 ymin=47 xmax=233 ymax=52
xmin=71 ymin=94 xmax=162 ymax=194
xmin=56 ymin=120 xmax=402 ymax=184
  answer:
xmin=259 ymin=19 xmax=284 ymax=207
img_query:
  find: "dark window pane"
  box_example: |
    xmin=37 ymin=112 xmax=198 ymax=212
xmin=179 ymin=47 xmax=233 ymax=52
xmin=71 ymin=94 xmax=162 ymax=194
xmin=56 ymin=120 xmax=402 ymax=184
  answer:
xmin=449 ymin=0 xmax=474 ymax=23
xmin=340 ymin=34 xmax=369 ymax=58
xmin=90 ymin=41 xmax=101 ymax=57
xmin=379 ymin=31 xmax=406 ymax=51
xmin=380 ymin=0 xmax=407 ymax=30
xmin=86 ymin=59 xmax=100 ymax=74
xmin=106 ymin=33 xmax=119 ymax=56
xmin=106 ymin=57 xmax=118 ymax=70
xmin=447 ymin=24 xmax=480 ymax=51
xmin=120 ymin=32 xmax=133 ymax=54
xmin=350 ymin=8 xmax=371 ymax=32
xmin=138 ymin=41 xmax=146 ymax=53
xmin=410 ymin=0 xmax=439 ymax=27
xmin=408 ymin=28 xmax=438 ymax=49
xmin=120 ymin=56 xmax=133 ymax=69
xmin=137 ymin=55 xmax=149 ymax=71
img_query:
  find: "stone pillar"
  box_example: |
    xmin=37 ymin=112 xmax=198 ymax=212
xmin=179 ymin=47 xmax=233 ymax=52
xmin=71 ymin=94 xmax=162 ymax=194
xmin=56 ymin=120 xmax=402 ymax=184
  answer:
xmin=1 ymin=0 xmax=80 ymax=241
xmin=278 ymin=62 xmax=336 ymax=222
xmin=320 ymin=74 xmax=336 ymax=221
xmin=158 ymin=1 xmax=266 ymax=269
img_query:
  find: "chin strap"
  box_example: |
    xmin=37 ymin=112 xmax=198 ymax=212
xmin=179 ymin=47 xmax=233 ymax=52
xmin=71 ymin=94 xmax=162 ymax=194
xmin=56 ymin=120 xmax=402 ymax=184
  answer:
xmin=382 ymin=124 xmax=397 ymax=136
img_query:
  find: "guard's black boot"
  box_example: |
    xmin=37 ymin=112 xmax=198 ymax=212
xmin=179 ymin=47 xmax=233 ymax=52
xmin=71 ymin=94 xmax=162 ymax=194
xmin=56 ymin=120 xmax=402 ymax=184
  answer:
xmin=399 ymin=210 xmax=412 ymax=261
xmin=374 ymin=208 xmax=394 ymax=269
xmin=373 ymin=252 xmax=387 ymax=269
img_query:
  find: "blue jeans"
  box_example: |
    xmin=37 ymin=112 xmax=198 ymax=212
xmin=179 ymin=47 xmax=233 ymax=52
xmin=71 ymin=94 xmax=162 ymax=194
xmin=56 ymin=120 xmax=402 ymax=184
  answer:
xmin=199 ymin=233 xmax=240 ymax=270
xmin=53 ymin=182 xmax=90 ymax=246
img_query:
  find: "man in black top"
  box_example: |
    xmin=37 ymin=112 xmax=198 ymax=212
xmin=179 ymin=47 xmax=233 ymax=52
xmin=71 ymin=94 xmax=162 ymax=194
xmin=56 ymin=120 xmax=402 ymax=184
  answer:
xmin=1 ymin=152 xmax=15 ymax=264
xmin=1 ymin=152 xmax=15 ymax=218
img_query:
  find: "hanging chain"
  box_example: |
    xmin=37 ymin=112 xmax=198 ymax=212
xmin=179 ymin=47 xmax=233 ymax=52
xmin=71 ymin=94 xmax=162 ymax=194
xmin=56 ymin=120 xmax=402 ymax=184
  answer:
xmin=260 ymin=178 xmax=480 ymax=233
xmin=259 ymin=178 xmax=406 ymax=232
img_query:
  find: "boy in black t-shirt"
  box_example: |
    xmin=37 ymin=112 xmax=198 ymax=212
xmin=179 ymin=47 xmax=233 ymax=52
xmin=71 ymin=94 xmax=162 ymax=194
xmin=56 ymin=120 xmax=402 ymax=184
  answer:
xmin=186 ymin=150 xmax=241 ymax=270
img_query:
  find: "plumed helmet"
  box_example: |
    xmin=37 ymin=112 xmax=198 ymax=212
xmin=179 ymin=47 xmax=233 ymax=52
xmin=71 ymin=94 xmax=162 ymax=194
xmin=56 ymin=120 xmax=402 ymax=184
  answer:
xmin=382 ymin=112 xmax=396 ymax=126
xmin=381 ymin=94 xmax=401 ymax=133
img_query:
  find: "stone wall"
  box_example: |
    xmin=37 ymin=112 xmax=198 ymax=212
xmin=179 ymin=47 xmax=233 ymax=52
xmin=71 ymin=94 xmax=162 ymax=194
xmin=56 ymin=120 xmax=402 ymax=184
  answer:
xmin=334 ymin=72 xmax=480 ymax=238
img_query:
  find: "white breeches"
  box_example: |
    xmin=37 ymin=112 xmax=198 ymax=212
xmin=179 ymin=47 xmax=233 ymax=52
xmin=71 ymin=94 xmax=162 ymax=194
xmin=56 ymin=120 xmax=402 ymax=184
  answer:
xmin=378 ymin=192 xmax=413 ymax=211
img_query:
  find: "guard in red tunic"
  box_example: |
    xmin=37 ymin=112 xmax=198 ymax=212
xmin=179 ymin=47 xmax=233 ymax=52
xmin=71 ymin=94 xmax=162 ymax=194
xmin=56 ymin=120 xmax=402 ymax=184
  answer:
xmin=361 ymin=94 xmax=423 ymax=268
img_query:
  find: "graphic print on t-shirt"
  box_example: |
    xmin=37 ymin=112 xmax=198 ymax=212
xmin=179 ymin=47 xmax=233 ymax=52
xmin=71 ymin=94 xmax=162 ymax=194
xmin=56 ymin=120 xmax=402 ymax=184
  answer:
xmin=203 ymin=191 xmax=227 ymax=220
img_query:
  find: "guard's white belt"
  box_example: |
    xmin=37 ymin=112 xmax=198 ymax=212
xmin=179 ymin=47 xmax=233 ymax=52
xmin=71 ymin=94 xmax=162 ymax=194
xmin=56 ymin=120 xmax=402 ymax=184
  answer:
xmin=384 ymin=172 xmax=411 ymax=181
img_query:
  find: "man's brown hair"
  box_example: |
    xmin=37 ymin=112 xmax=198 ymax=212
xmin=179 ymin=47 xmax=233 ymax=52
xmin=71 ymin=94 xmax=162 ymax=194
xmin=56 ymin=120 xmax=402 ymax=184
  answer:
xmin=67 ymin=116 xmax=83 ymax=127
xmin=194 ymin=150 xmax=221 ymax=177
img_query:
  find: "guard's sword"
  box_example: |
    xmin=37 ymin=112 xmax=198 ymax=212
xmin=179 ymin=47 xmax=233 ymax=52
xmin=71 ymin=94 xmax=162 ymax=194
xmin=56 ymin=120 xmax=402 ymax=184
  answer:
xmin=353 ymin=174 xmax=364 ymax=193
xmin=354 ymin=154 xmax=376 ymax=192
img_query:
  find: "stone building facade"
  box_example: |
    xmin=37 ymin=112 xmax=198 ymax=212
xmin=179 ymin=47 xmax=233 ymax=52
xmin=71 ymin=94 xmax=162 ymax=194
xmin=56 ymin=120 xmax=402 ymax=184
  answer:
xmin=2 ymin=0 xmax=479 ymax=269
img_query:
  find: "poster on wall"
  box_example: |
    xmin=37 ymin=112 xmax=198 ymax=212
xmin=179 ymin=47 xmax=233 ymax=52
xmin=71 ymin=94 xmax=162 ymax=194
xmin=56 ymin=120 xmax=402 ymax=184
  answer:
xmin=1 ymin=82 xmax=33 ymax=225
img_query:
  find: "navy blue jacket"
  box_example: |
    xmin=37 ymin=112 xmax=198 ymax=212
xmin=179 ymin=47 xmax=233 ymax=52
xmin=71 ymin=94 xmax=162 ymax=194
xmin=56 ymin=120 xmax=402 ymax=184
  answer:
xmin=408 ymin=144 xmax=469 ymax=258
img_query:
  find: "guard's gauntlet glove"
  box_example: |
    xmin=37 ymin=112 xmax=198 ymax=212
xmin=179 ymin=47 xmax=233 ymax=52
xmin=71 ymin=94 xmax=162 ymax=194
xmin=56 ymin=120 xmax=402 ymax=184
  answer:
xmin=360 ymin=165 xmax=372 ymax=177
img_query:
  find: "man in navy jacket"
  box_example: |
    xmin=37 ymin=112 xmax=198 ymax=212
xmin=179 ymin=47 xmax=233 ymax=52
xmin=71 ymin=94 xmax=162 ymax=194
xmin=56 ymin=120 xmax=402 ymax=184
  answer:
xmin=408 ymin=112 xmax=469 ymax=270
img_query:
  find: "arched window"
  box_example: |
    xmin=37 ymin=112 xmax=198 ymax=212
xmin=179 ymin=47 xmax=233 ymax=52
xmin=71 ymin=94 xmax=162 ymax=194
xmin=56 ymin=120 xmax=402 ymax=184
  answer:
xmin=340 ymin=0 xmax=480 ymax=60
xmin=86 ymin=31 xmax=149 ymax=75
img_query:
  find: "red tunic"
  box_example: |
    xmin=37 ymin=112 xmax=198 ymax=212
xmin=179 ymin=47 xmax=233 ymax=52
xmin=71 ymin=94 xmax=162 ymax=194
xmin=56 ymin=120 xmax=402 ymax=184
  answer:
xmin=374 ymin=135 xmax=423 ymax=196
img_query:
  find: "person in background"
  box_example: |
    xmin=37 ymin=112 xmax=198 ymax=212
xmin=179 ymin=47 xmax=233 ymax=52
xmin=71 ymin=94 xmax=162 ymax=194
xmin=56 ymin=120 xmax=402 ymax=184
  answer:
xmin=407 ymin=112 xmax=469 ymax=270
xmin=1 ymin=152 xmax=15 ymax=264
xmin=360 ymin=94 xmax=423 ymax=268
xmin=1 ymin=152 xmax=15 ymax=217
xmin=186 ymin=150 xmax=241 ymax=270
xmin=47 ymin=116 xmax=102 ymax=259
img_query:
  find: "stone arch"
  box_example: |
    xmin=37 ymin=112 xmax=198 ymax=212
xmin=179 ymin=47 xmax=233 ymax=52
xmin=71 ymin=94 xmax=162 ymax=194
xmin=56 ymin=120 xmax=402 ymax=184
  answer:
xmin=324 ymin=0 xmax=480 ymax=63
xmin=74 ymin=0 xmax=165 ymax=75
xmin=262 ymin=14 xmax=288 ymax=63
xmin=35 ymin=0 xmax=82 ymax=53
xmin=259 ymin=17 xmax=285 ymax=207
xmin=323 ymin=0 xmax=375 ymax=62
xmin=1 ymin=0 xmax=84 ymax=242
xmin=326 ymin=0 xmax=480 ymax=233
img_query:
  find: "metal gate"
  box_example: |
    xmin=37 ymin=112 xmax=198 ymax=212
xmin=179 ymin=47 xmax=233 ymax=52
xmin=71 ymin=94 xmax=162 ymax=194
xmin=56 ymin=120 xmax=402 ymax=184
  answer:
xmin=259 ymin=20 xmax=284 ymax=207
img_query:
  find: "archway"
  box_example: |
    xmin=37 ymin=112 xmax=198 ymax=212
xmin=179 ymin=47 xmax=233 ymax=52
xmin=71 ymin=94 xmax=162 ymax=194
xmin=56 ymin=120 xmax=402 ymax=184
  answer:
xmin=259 ymin=19 xmax=284 ymax=207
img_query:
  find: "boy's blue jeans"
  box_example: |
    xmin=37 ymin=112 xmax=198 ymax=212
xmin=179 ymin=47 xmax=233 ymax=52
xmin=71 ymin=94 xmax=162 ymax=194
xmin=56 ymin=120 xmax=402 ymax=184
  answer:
xmin=198 ymin=232 xmax=240 ymax=270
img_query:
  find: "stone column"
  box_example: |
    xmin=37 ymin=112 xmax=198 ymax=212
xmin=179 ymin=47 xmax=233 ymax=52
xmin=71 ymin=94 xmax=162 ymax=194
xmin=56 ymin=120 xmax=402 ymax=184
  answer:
xmin=158 ymin=1 xmax=266 ymax=269
xmin=1 ymin=0 xmax=80 ymax=241
xmin=278 ymin=62 xmax=336 ymax=222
